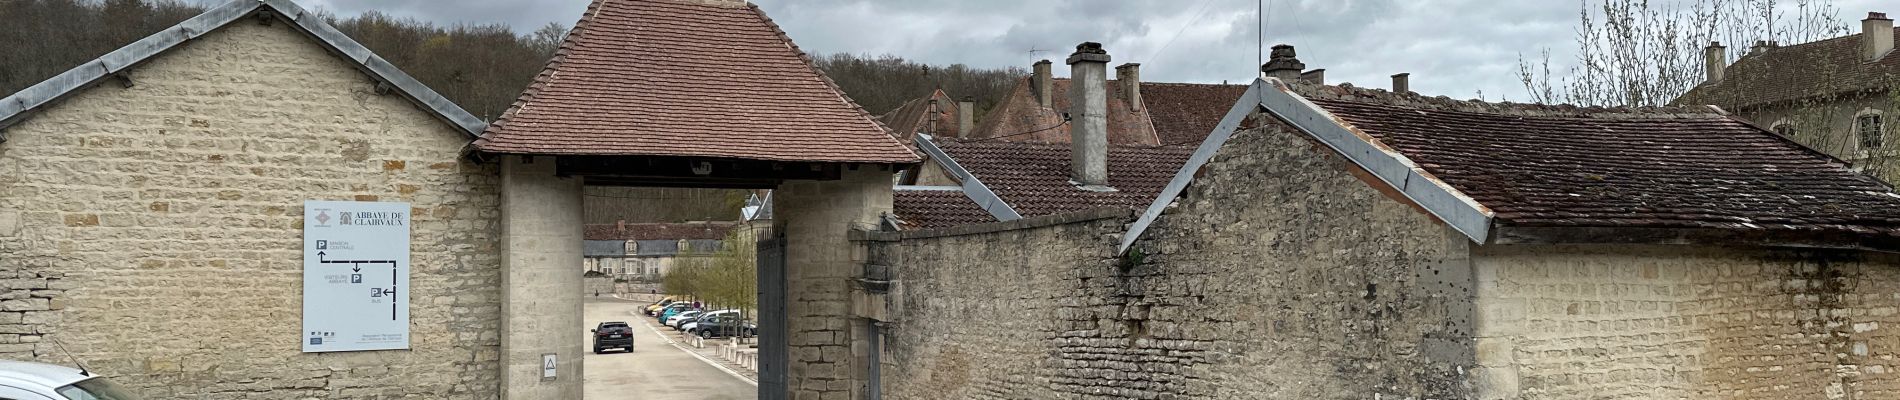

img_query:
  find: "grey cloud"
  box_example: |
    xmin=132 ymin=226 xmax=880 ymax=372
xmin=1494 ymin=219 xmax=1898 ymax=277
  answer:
xmin=295 ymin=0 xmax=1896 ymax=103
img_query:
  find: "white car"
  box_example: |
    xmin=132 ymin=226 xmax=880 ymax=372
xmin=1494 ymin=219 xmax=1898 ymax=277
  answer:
xmin=664 ymin=311 xmax=704 ymax=329
xmin=0 ymin=360 xmax=142 ymax=400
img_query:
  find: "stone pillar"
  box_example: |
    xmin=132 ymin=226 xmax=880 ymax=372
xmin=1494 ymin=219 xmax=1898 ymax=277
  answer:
xmin=500 ymin=155 xmax=584 ymax=399
xmin=774 ymin=166 xmax=894 ymax=400
xmin=1067 ymin=42 xmax=1111 ymax=187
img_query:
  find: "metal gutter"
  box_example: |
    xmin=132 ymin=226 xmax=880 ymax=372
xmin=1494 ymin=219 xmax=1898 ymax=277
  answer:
xmin=1118 ymin=78 xmax=1496 ymax=253
xmin=0 ymin=0 xmax=487 ymax=138
xmin=915 ymin=135 xmax=1022 ymax=222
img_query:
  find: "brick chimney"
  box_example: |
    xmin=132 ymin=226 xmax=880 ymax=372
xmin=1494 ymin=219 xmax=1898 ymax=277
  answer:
xmin=957 ymin=96 xmax=974 ymax=138
xmin=1260 ymin=44 xmax=1305 ymax=81
xmin=1704 ymin=41 xmax=1726 ymax=83
xmin=1391 ymin=73 xmax=1410 ymax=93
xmin=1867 ymin=12 xmax=1895 ymax=62
xmin=1116 ymin=63 xmax=1142 ymax=111
xmin=1033 ymin=60 xmax=1054 ymax=109
xmin=1067 ymin=42 xmax=1111 ymax=188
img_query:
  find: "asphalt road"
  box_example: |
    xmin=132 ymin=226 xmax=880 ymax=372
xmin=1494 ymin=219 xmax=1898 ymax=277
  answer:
xmin=584 ymin=297 xmax=756 ymax=399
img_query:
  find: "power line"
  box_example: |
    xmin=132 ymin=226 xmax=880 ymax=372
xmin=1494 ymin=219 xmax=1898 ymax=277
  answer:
xmin=1146 ymin=0 xmax=1222 ymax=63
xmin=972 ymin=120 xmax=1069 ymax=142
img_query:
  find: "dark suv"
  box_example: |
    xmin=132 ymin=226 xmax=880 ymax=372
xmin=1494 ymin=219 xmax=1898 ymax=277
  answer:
xmin=592 ymin=321 xmax=634 ymax=354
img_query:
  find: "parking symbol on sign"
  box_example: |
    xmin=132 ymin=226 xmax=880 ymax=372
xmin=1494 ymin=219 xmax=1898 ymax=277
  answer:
xmin=316 ymin=240 xmax=328 ymax=250
xmin=370 ymin=288 xmax=383 ymax=297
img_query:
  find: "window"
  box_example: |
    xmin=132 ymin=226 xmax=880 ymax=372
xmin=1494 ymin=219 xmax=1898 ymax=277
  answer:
xmin=1860 ymin=113 xmax=1885 ymax=149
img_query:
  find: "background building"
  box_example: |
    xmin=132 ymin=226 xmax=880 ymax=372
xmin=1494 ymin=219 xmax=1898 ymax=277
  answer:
xmin=582 ymin=222 xmax=735 ymax=280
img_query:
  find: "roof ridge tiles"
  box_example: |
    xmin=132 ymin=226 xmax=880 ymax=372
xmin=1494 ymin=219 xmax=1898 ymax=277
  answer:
xmin=1290 ymin=82 xmax=1724 ymax=119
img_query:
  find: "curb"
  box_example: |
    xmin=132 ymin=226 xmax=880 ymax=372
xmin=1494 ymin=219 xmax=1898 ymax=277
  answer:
xmin=636 ymin=318 xmax=759 ymax=387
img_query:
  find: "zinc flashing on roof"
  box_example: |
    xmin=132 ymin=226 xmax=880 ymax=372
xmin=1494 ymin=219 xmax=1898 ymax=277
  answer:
xmin=1118 ymin=78 xmax=1497 ymax=253
xmin=916 ymin=135 xmax=1022 ymax=222
xmin=0 ymin=0 xmax=487 ymax=138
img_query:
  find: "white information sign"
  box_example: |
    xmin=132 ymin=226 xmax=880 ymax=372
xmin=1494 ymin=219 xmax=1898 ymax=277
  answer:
xmin=302 ymin=201 xmax=411 ymax=352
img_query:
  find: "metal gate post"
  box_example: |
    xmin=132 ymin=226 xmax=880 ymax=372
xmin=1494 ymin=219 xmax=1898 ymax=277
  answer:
xmin=756 ymin=237 xmax=789 ymax=400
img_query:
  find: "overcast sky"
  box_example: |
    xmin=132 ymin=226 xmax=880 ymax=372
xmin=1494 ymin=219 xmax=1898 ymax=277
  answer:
xmin=297 ymin=0 xmax=1887 ymax=101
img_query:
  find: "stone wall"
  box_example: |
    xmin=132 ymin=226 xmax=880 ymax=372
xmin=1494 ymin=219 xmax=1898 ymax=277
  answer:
xmin=1474 ymin=245 xmax=1900 ymax=399
xmin=872 ymin=211 xmax=1124 ymax=399
xmin=878 ymin=115 xmax=1480 ymax=399
xmin=0 ymin=23 xmax=502 ymax=398
xmin=775 ymin=167 xmax=896 ymax=399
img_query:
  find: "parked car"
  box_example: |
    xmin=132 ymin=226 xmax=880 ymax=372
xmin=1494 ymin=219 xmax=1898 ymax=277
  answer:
xmin=656 ymin=303 xmax=696 ymax=322
xmin=679 ymin=310 xmax=740 ymax=333
xmin=665 ymin=311 xmax=705 ymax=329
xmin=0 ymin=360 xmax=143 ymax=400
xmin=690 ymin=315 xmax=757 ymax=338
xmin=643 ymin=298 xmax=679 ymax=316
xmin=591 ymin=321 xmax=635 ymax=354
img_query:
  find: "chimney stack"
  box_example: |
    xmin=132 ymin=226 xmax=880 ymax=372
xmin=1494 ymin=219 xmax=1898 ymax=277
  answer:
xmin=1067 ymin=42 xmax=1111 ymax=188
xmin=1260 ymin=44 xmax=1306 ymax=81
xmin=1299 ymin=69 xmax=1326 ymax=85
xmin=1704 ymin=41 xmax=1726 ymax=83
xmin=926 ymin=97 xmax=941 ymax=135
xmin=957 ymin=96 xmax=974 ymax=138
xmin=1116 ymin=63 xmax=1143 ymax=111
xmin=1866 ymin=12 xmax=1895 ymax=62
xmin=1391 ymin=73 xmax=1410 ymax=93
xmin=1033 ymin=60 xmax=1055 ymax=109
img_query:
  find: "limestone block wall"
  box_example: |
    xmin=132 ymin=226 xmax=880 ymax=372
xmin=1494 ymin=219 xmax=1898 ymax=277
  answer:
xmin=880 ymin=116 xmax=1480 ymax=399
xmin=0 ymin=23 xmax=502 ymax=398
xmin=1116 ymin=117 xmax=1478 ymax=399
xmin=877 ymin=213 xmax=1125 ymax=399
xmin=499 ymin=156 xmax=582 ymax=399
xmin=775 ymin=167 xmax=896 ymax=399
xmin=1473 ymin=245 xmax=1900 ymax=399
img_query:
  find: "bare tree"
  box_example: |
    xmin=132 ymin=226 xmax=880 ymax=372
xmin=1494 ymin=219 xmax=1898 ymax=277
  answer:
xmin=1519 ymin=0 xmax=1848 ymax=106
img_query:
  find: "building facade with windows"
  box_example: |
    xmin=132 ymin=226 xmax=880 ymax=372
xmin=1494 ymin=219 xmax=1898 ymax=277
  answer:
xmin=1677 ymin=12 xmax=1898 ymax=182
xmin=581 ymin=222 xmax=733 ymax=280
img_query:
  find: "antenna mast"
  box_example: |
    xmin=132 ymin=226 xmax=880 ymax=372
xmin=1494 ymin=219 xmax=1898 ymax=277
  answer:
xmin=49 ymin=336 xmax=90 ymax=376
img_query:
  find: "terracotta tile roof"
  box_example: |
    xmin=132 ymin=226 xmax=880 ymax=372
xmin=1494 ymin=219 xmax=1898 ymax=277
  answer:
xmin=1299 ymin=84 xmax=1900 ymax=237
xmin=964 ymin=77 xmax=1246 ymax=147
xmin=891 ymin=190 xmax=996 ymax=229
xmin=966 ymin=77 xmax=1159 ymax=145
xmin=584 ymin=222 xmax=737 ymax=241
xmin=937 ymin=140 xmax=1193 ymax=218
xmin=1141 ymin=82 xmax=1250 ymax=146
xmin=1675 ymin=27 xmax=1900 ymax=108
xmin=473 ymin=0 xmax=918 ymax=163
xmin=877 ymin=89 xmax=963 ymax=142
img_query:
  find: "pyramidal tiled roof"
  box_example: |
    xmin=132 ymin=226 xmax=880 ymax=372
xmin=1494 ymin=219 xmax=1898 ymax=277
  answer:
xmin=474 ymin=0 xmax=918 ymax=163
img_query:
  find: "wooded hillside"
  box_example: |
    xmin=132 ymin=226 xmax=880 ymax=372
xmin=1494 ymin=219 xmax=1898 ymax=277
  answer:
xmin=0 ymin=0 xmax=1020 ymax=119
